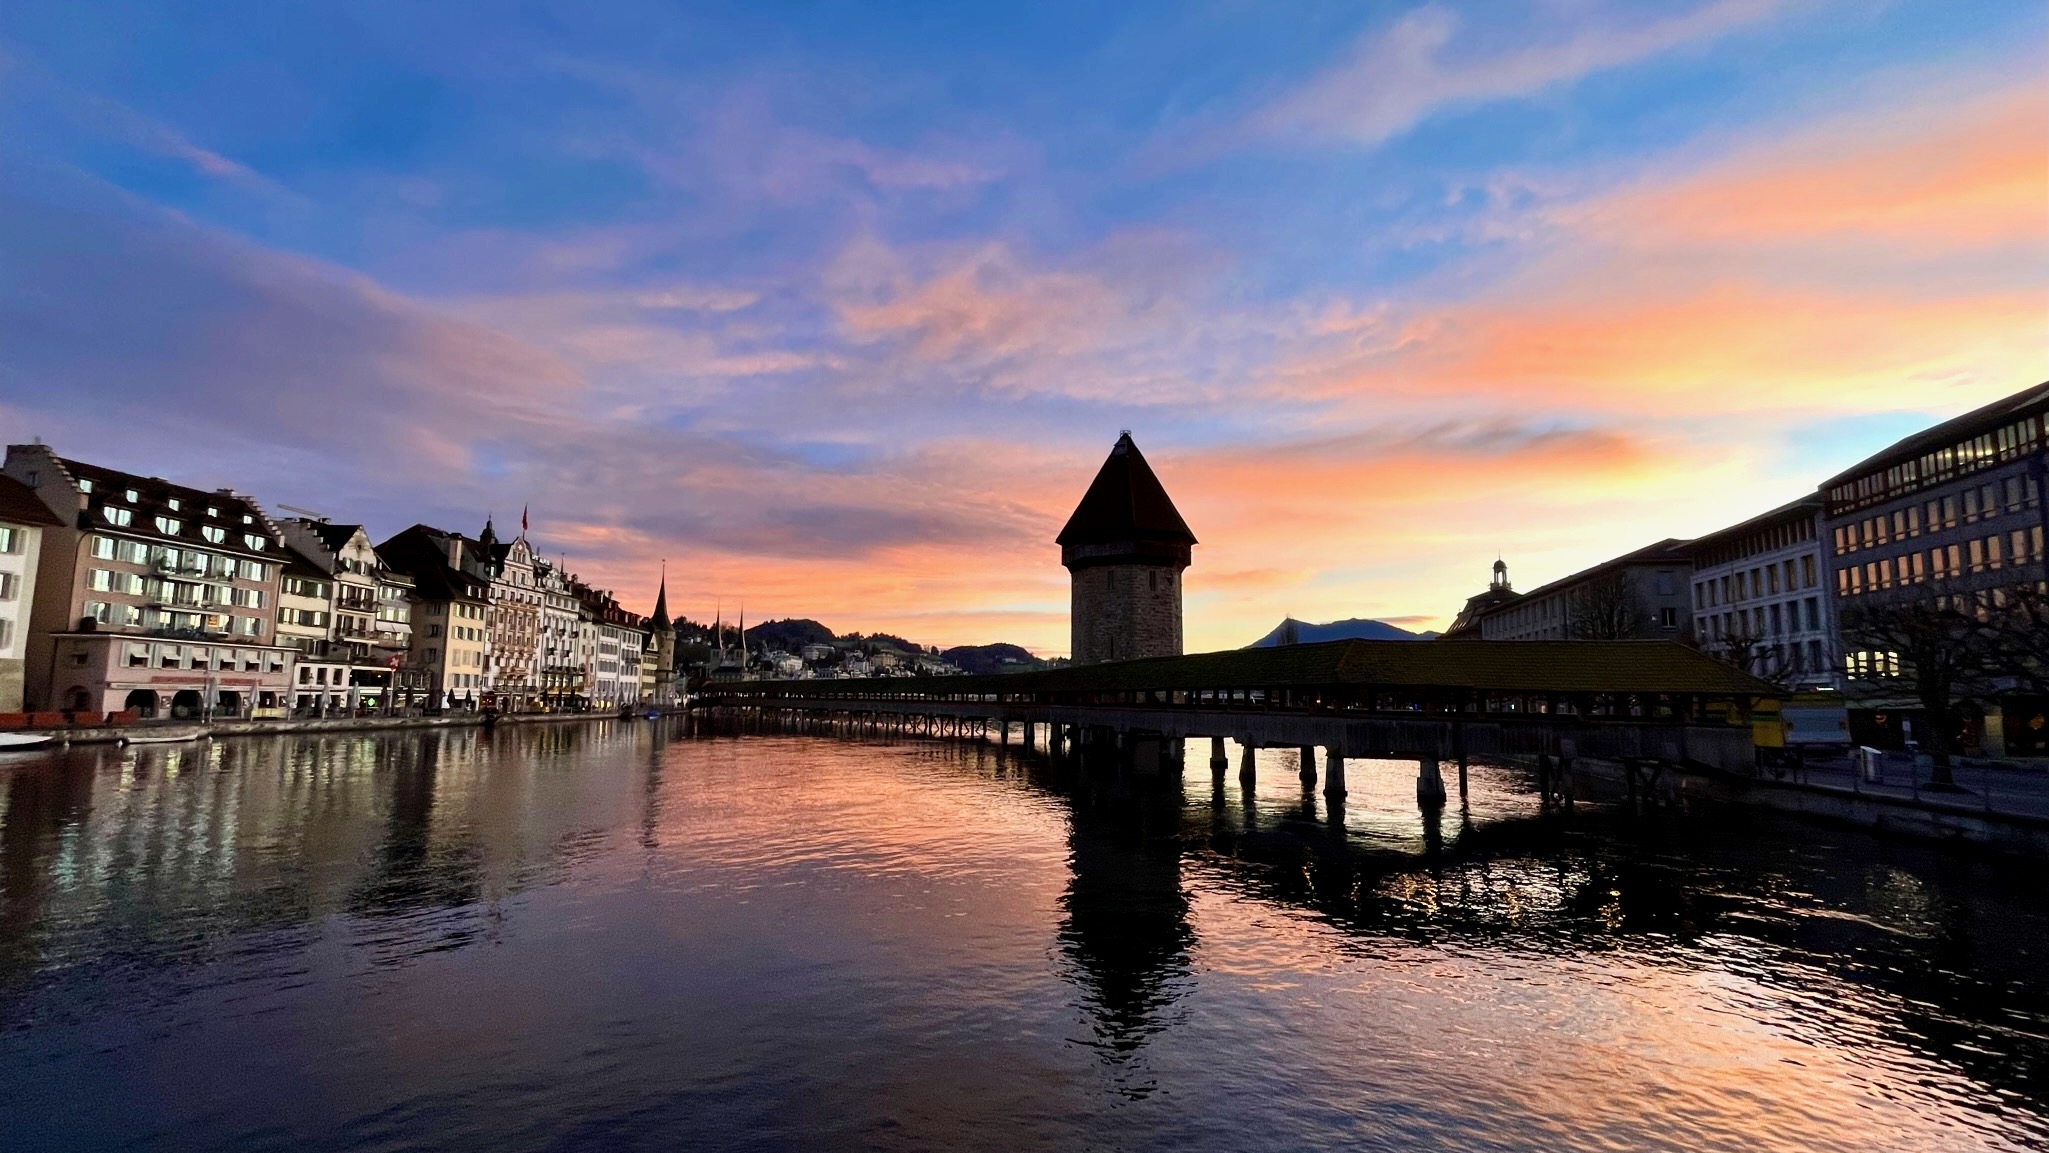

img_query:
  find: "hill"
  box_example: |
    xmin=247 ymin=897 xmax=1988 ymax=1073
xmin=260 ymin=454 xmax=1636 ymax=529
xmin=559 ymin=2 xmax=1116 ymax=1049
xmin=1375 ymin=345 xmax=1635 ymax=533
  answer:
xmin=942 ymin=643 xmax=1054 ymax=676
xmin=1246 ymin=616 xmax=1429 ymax=647
xmin=742 ymin=618 xmax=836 ymax=651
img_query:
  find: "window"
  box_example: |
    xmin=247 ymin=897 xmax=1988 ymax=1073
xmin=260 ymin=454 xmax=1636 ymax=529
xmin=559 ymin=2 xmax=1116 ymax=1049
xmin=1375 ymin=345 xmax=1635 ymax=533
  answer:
xmin=244 ymin=534 xmax=267 ymax=551
xmin=118 ymin=540 xmax=149 ymax=564
xmin=0 ymin=573 xmax=15 ymax=600
xmin=88 ymin=569 xmax=114 ymax=592
xmin=239 ymin=560 xmax=269 ymax=581
xmin=0 ymin=526 xmax=17 ymax=555
xmin=1659 ymin=607 xmax=1678 ymax=628
xmin=233 ymin=587 xmax=266 ymax=609
xmin=1655 ymin=571 xmax=1675 ymax=596
xmin=103 ymin=507 xmax=133 ymax=527
xmin=127 ymin=643 xmax=150 ymax=668
xmin=206 ymin=506 xmax=219 ymax=518
xmin=202 ymin=526 xmax=226 ymax=544
xmin=238 ymin=616 xmax=263 ymax=637
xmin=71 ymin=477 xmax=85 ymax=491
xmin=160 ymin=646 xmax=183 ymax=669
xmin=124 ymin=489 xmax=139 ymax=502
xmin=85 ymin=600 xmax=111 ymax=623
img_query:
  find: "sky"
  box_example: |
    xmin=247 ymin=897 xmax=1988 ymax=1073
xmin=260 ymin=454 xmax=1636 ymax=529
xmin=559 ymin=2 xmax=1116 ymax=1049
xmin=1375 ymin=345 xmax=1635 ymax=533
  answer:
xmin=0 ymin=1 xmax=2043 ymax=655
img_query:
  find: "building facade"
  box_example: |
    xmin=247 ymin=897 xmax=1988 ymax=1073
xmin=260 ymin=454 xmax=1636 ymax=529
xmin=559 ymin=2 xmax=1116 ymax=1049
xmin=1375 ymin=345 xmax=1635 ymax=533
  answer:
xmin=377 ymin=524 xmax=494 ymax=712
xmin=4 ymin=444 xmax=294 ymax=717
xmin=535 ymin=559 xmax=588 ymax=709
xmin=1477 ymin=540 xmax=1693 ymax=642
xmin=276 ymin=520 xmax=419 ymax=714
xmin=1059 ymin=433 xmax=1196 ymax=665
xmin=0 ymin=476 xmax=60 ymax=712
xmin=477 ymin=522 xmax=540 ymax=710
xmin=1820 ymin=381 xmax=2049 ymax=753
xmin=1688 ymin=497 xmax=1839 ymax=690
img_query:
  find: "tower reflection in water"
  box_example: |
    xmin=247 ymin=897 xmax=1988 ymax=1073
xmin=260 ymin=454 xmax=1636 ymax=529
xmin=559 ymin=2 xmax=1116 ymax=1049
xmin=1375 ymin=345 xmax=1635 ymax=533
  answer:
xmin=1051 ymin=746 xmax=1194 ymax=1097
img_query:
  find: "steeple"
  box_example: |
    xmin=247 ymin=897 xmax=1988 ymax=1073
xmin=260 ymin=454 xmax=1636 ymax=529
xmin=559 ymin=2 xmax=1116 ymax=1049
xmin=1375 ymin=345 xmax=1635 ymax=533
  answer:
xmin=650 ymin=563 xmax=672 ymax=631
xmin=1492 ymin=558 xmax=1511 ymax=591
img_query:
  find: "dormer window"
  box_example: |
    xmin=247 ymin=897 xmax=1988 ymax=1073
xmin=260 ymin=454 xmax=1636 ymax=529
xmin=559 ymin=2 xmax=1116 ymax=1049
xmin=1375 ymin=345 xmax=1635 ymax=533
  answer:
xmin=202 ymin=526 xmax=227 ymax=544
xmin=125 ymin=489 xmax=139 ymax=502
xmin=76 ymin=478 xmax=91 ymax=493
xmin=241 ymin=515 xmax=253 ymax=524
xmin=167 ymin=498 xmax=181 ymax=511
xmin=155 ymin=516 xmax=182 ymax=535
xmin=103 ymin=507 xmax=133 ymax=527
xmin=207 ymin=506 xmax=219 ymax=518
xmin=244 ymin=534 xmax=267 ymax=551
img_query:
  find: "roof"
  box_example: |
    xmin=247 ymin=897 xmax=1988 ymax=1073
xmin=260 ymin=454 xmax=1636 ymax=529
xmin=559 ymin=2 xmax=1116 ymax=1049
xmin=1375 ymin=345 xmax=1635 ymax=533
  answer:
xmin=309 ymin=522 xmax=366 ymax=555
xmin=376 ymin=524 xmax=490 ymax=602
xmin=1056 ymin=433 xmax=1196 ymax=550
xmin=0 ymin=474 xmax=62 ymax=527
xmin=1822 ymin=380 xmax=2049 ymax=490
xmin=1685 ymin=495 xmax=1819 ymax=553
xmin=717 ymin=637 xmax=1775 ymax=697
xmin=649 ymin=575 xmax=672 ymax=630
xmin=1493 ymin=538 xmax=1692 ymax=609
xmin=54 ymin=454 xmax=283 ymax=559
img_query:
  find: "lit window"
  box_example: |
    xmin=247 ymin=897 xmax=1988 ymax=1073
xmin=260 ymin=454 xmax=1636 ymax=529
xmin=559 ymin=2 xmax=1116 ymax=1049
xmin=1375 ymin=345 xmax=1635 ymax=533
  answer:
xmin=125 ymin=489 xmax=139 ymax=502
xmin=203 ymin=526 xmax=226 ymax=544
xmin=156 ymin=516 xmax=182 ymax=535
xmin=76 ymin=478 xmax=91 ymax=493
xmin=103 ymin=507 xmax=134 ymax=527
xmin=244 ymin=534 xmax=267 ymax=551
xmin=167 ymin=498 xmax=181 ymax=511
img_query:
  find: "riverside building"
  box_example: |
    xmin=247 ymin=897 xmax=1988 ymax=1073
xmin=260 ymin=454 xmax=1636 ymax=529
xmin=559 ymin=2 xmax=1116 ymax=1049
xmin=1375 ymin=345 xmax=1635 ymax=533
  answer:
xmin=1687 ymin=497 xmax=1839 ymax=690
xmin=3 ymin=444 xmax=294 ymax=717
xmin=1475 ymin=540 xmax=1693 ymax=641
xmin=0 ymin=475 xmax=61 ymax=712
xmin=1821 ymin=380 xmax=2049 ymax=753
xmin=377 ymin=524 xmax=495 ymax=711
xmin=277 ymin=519 xmax=418 ymax=713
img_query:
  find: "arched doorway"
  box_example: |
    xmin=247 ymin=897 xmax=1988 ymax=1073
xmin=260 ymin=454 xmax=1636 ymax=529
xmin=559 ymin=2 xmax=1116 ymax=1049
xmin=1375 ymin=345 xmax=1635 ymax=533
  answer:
xmin=123 ymin=689 xmax=159 ymax=718
xmin=169 ymin=689 xmax=204 ymax=719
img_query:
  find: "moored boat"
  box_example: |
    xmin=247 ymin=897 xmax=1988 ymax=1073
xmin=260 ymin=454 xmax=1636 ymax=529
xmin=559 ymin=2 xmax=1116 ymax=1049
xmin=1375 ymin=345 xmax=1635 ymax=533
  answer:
xmin=0 ymin=732 xmax=52 ymax=750
xmin=120 ymin=727 xmax=206 ymax=745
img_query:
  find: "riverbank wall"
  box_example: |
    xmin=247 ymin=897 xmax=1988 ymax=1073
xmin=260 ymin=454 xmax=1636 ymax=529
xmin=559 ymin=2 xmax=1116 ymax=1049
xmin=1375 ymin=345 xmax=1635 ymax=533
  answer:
xmin=1555 ymin=755 xmax=2049 ymax=856
xmin=27 ymin=709 xmax=681 ymax=747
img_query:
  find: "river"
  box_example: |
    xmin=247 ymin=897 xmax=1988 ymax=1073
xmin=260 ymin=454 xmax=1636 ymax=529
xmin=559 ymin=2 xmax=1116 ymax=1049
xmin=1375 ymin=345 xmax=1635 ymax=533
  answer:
xmin=1 ymin=720 xmax=2045 ymax=1151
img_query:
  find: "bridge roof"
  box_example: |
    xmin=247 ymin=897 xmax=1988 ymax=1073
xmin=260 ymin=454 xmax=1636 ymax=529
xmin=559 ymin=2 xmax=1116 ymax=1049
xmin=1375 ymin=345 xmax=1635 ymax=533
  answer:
xmin=728 ymin=638 xmax=1778 ymax=697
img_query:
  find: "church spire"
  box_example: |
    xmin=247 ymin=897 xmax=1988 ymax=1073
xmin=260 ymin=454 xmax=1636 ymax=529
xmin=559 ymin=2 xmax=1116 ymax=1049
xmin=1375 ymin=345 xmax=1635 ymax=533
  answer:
xmin=650 ymin=561 xmax=672 ymax=631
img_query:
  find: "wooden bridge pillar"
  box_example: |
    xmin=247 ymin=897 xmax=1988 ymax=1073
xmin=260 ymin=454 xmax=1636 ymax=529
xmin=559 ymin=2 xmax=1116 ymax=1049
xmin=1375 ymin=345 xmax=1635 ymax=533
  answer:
xmin=1417 ymin=756 xmax=1447 ymax=809
xmin=1209 ymin=735 xmax=1227 ymax=773
xmin=1238 ymin=741 xmax=1258 ymax=788
xmin=1297 ymin=745 xmax=1317 ymax=786
xmin=1457 ymin=754 xmax=1469 ymax=799
xmin=1324 ymin=749 xmax=1346 ymax=800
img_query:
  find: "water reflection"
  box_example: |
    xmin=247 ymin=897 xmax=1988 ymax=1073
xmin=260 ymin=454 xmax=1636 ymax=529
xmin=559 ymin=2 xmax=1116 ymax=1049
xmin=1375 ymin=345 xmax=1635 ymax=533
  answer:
xmin=1055 ymin=766 xmax=1193 ymax=1094
xmin=0 ymin=724 xmax=2042 ymax=1151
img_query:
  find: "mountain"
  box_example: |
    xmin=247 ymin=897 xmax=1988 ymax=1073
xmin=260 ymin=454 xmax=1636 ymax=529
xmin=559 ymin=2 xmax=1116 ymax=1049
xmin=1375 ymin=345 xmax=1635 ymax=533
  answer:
xmin=1247 ymin=617 xmax=1430 ymax=647
xmin=942 ymin=643 xmax=1054 ymax=676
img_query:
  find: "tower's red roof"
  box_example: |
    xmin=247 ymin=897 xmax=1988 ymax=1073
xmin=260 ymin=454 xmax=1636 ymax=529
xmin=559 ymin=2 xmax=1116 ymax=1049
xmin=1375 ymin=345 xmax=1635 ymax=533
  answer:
xmin=1056 ymin=433 xmax=1196 ymax=548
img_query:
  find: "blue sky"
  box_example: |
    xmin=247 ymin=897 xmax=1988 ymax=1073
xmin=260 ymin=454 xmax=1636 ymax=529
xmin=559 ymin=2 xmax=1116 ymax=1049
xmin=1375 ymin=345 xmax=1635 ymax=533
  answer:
xmin=2 ymin=1 xmax=2043 ymax=651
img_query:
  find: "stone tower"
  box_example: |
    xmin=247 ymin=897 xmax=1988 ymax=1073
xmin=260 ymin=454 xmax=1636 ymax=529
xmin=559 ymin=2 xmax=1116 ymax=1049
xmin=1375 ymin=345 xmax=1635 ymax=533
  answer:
xmin=649 ymin=569 xmax=677 ymax=707
xmin=1059 ymin=432 xmax=1196 ymax=665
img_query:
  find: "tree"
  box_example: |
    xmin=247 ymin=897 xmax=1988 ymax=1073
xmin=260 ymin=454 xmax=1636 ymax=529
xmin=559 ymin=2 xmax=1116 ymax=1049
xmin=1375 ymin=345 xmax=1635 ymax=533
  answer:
xmin=1568 ymin=570 xmax=1650 ymax=639
xmin=1840 ymin=591 xmax=1997 ymax=788
xmin=1712 ymin=629 xmax=1794 ymax=688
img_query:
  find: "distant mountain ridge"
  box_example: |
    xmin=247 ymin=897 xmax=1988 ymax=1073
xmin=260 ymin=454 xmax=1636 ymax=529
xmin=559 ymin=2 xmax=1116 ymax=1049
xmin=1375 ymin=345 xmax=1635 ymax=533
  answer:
xmin=1247 ymin=617 xmax=1430 ymax=647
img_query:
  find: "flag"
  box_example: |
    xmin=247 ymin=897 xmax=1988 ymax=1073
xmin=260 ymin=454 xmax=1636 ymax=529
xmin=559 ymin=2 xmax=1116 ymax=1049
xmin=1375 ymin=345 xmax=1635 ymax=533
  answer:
xmin=521 ymin=505 xmax=529 ymax=534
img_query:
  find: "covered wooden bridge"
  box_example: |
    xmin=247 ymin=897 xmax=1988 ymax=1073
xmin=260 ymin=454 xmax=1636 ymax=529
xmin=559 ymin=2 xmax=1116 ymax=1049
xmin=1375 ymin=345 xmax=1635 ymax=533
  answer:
xmin=695 ymin=638 xmax=1780 ymax=806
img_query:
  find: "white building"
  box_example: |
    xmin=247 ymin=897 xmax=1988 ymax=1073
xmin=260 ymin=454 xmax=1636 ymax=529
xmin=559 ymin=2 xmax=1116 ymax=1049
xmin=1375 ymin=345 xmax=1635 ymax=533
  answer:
xmin=1687 ymin=496 xmax=1839 ymax=690
xmin=0 ymin=475 xmax=60 ymax=713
